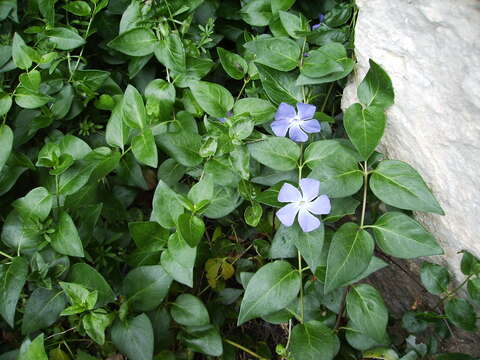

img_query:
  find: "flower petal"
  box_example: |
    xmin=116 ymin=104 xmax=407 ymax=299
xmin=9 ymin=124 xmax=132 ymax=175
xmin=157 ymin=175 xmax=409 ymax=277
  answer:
xmin=278 ymin=183 xmax=302 ymax=202
xmin=298 ymin=209 xmax=320 ymax=232
xmin=299 ymin=178 xmax=320 ymax=201
xmin=311 ymin=23 xmax=321 ymax=31
xmin=288 ymin=124 xmax=308 ymax=142
xmin=275 ymin=102 xmax=296 ymax=121
xmin=271 ymin=119 xmax=291 ymax=137
xmin=218 ymin=117 xmax=226 ymax=123
xmin=309 ymin=195 xmax=331 ymax=215
xmin=297 ymin=103 xmax=316 ymax=121
xmin=276 ymin=203 xmax=300 ymax=227
xmin=301 ymin=119 xmax=321 ymax=134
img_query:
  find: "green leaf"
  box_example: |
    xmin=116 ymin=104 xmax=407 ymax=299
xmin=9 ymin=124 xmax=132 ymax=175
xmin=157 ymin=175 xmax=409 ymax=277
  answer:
xmin=238 ymin=260 xmax=301 ymax=325
xmin=445 ymin=298 xmax=477 ymax=331
xmin=50 ymin=211 xmax=84 ymax=257
xmin=245 ymin=202 xmax=263 ymax=227
xmin=46 ymin=27 xmax=86 ymax=50
xmin=271 ymin=0 xmax=295 ymax=14
xmin=123 ymin=265 xmax=172 ymax=312
xmin=12 ymin=33 xmax=32 ymax=70
xmin=106 ymin=98 xmax=127 ymax=150
xmin=0 ymin=124 xmax=13 ymax=173
xmin=1 ymin=210 xmax=42 ymax=251
xmin=467 ymin=278 xmax=480 ymax=302
xmin=290 ymin=320 xmax=340 ymax=360
xmin=108 ymin=28 xmax=158 ymax=56
xmin=461 ymin=251 xmax=480 ymax=276
xmin=151 ymin=180 xmax=184 ymax=229
xmin=269 ymin=224 xmax=297 ymax=259
xmin=344 ymin=103 xmax=386 ymax=160
xmin=244 ymin=37 xmax=300 ymax=72
xmin=63 ymin=1 xmax=91 ymax=16
xmin=217 ymin=47 xmax=247 ymax=80
xmin=371 ymin=212 xmax=443 ymax=258
xmin=240 ymin=0 xmax=272 ymax=26
xmin=51 ymin=84 xmax=74 ymax=119
xmin=189 ymin=81 xmax=234 ymax=118
xmin=156 ymin=130 xmax=203 ymax=167
xmin=256 ymin=63 xmax=303 ymax=104
xmin=0 ymin=257 xmax=28 ymax=327
xmin=132 ymin=128 xmax=158 ymax=167
xmin=21 ymin=288 xmax=66 ymax=335
xmin=293 ymin=223 xmax=324 ymax=273
xmin=0 ymin=92 xmax=12 ymax=116
xmin=12 ymin=187 xmax=52 ymax=221
xmin=358 ymin=59 xmax=394 ymax=109
xmin=19 ymin=70 xmax=41 ymax=91
xmin=111 ymin=314 xmax=154 ymax=360
xmin=420 ymin=262 xmax=450 ymax=295
xmin=123 ymin=84 xmax=146 ymax=130
xmin=324 ymin=223 xmax=374 ymax=293
xmin=83 ymin=311 xmax=113 ymax=345
xmin=161 ymin=233 xmax=197 ymax=287
xmin=301 ymin=43 xmax=345 ymax=78
xmin=249 ymin=136 xmax=300 ymax=171
xmin=279 ymin=11 xmax=308 ymax=39
xmin=370 ymin=160 xmax=444 ymax=214
xmin=347 ymin=284 xmax=388 ymax=343
xmin=171 ymin=294 xmax=210 ymax=327
xmin=145 ymin=79 xmax=175 ymax=121
xmin=68 ymin=263 xmax=115 ymax=307
xmin=154 ymin=33 xmax=186 ymax=73
xmin=203 ymin=186 xmax=242 ymax=219
xmin=183 ymin=325 xmax=223 ymax=357
xmin=18 ymin=334 xmax=48 ymax=360
xmin=304 ymin=139 xmax=362 ymax=167
xmin=15 ymin=88 xmax=52 ymax=109
xmin=234 ymin=98 xmax=275 ymax=124
xmin=323 ymin=197 xmax=360 ymax=222
xmin=177 ymin=213 xmax=205 ymax=247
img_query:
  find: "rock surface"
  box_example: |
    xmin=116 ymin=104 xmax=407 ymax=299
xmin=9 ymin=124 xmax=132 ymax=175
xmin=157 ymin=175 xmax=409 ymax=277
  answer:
xmin=343 ymin=0 xmax=480 ymax=281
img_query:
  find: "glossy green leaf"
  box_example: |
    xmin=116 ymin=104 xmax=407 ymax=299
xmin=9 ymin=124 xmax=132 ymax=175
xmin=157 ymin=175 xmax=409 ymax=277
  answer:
xmin=358 ymin=59 xmax=394 ymax=109
xmin=324 ymin=223 xmax=374 ymax=293
xmin=371 ymin=212 xmax=443 ymax=258
xmin=12 ymin=33 xmax=32 ymax=70
xmin=156 ymin=130 xmax=202 ymax=167
xmin=249 ymin=136 xmax=300 ymax=171
xmin=0 ymin=257 xmax=28 ymax=327
xmin=1 ymin=210 xmax=42 ymax=251
xmin=177 ymin=213 xmax=204 ymax=247
xmin=292 ymin=223 xmax=324 ymax=273
xmin=111 ymin=314 xmax=154 ymax=360
xmin=18 ymin=334 xmax=48 ymax=360
xmin=0 ymin=124 xmax=13 ymax=173
xmin=123 ymin=265 xmax=172 ymax=311
xmin=234 ymin=98 xmax=275 ymax=124
xmin=238 ymin=260 xmax=301 ymax=325
xmin=445 ymin=298 xmax=477 ymax=331
xmin=301 ymin=43 xmax=345 ymax=78
xmin=189 ymin=81 xmax=234 ymax=118
xmin=161 ymin=233 xmax=196 ymax=287
xmin=290 ymin=320 xmax=340 ymax=360
xmin=344 ymin=103 xmax=386 ymax=160
xmin=217 ymin=47 xmax=247 ymax=80
xmin=370 ymin=160 xmax=444 ymax=214
xmin=132 ymin=128 xmax=158 ymax=167
xmin=83 ymin=310 xmax=113 ymax=345
xmin=154 ymin=33 xmax=186 ymax=73
xmin=271 ymin=0 xmax=295 ymax=14
xmin=106 ymin=98 xmax=127 ymax=149
xmin=279 ymin=11 xmax=308 ymax=39
xmin=145 ymin=79 xmax=175 ymax=121
xmin=108 ymin=28 xmax=158 ymax=56
xmin=21 ymin=288 xmax=66 ymax=335
xmin=0 ymin=92 xmax=12 ymax=116
xmin=12 ymin=187 xmax=52 ymax=221
xmin=256 ymin=64 xmax=303 ymax=105
xmin=50 ymin=211 xmax=84 ymax=257
xmin=15 ymin=88 xmax=52 ymax=109
xmin=171 ymin=294 xmax=210 ymax=327
xmin=347 ymin=284 xmax=388 ymax=342
xmin=240 ymin=0 xmax=272 ymax=26
xmin=183 ymin=324 xmax=223 ymax=357
xmin=244 ymin=202 xmax=263 ymax=227
xmin=123 ymin=84 xmax=146 ymax=129
xmin=151 ymin=180 xmax=184 ymax=229
xmin=420 ymin=262 xmax=450 ymax=295
xmin=63 ymin=1 xmax=91 ymax=16
xmin=46 ymin=27 xmax=86 ymax=50
xmin=68 ymin=263 xmax=115 ymax=307
xmin=244 ymin=37 xmax=300 ymax=71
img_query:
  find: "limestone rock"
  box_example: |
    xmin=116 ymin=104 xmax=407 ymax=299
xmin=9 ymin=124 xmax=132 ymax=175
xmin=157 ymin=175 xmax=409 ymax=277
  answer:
xmin=342 ymin=0 xmax=480 ymax=281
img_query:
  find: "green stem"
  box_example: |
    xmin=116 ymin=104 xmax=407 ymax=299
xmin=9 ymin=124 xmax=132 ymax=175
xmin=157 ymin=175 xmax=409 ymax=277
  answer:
xmin=435 ymin=274 xmax=473 ymax=308
xmin=320 ymin=82 xmax=334 ymax=113
xmin=359 ymin=161 xmax=368 ymax=228
xmin=224 ymin=339 xmax=268 ymax=360
xmin=0 ymin=250 xmax=13 ymax=259
xmin=298 ymin=250 xmax=304 ymax=323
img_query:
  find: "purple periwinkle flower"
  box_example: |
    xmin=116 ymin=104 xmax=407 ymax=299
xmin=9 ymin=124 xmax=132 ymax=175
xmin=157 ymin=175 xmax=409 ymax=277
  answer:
xmin=218 ymin=111 xmax=233 ymax=123
xmin=271 ymin=103 xmax=321 ymax=143
xmin=311 ymin=14 xmax=325 ymax=30
xmin=276 ymin=178 xmax=331 ymax=233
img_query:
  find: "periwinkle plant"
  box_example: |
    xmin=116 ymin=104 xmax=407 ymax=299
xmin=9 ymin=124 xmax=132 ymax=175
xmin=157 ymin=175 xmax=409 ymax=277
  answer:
xmin=0 ymin=0 xmax=478 ymax=359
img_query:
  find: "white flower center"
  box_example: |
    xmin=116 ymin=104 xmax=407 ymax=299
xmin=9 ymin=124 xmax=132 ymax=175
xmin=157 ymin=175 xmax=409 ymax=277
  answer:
xmin=298 ymin=200 xmax=310 ymax=210
xmin=291 ymin=115 xmax=303 ymax=126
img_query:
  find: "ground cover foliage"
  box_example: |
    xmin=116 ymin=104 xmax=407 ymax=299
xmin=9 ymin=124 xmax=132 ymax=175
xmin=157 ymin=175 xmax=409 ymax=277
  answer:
xmin=0 ymin=0 xmax=479 ymax=359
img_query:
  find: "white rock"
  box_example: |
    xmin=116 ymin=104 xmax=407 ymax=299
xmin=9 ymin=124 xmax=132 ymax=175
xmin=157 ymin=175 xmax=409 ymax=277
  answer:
xmin=342 ymin=0 xmax=480 ymax=279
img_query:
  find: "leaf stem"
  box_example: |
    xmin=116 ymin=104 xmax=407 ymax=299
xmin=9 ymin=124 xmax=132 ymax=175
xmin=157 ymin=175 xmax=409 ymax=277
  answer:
xmin=224 ymin=339 xmax=268 ymax=360
xmin=434 ymin=274 xmax=473 ymax=308
xmin=0 ymin=250 xmax=13 ymax=259
xmin=298 ymin=250 xmax=304 ymax=323
xmin=359 ymin=161 xmax=368 ymax=228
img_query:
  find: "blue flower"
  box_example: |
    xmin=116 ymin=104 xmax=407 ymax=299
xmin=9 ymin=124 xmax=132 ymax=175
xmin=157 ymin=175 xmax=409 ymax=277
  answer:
xmin=271 ymin=102 xmax=321 ymax=142
xmin=276 ymin=178 xmax=331 ymax=232
xmin=218 ymin=111 xmax=234 ymax=123
xmin=311 ymin=14 xmax=325 ymax=30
